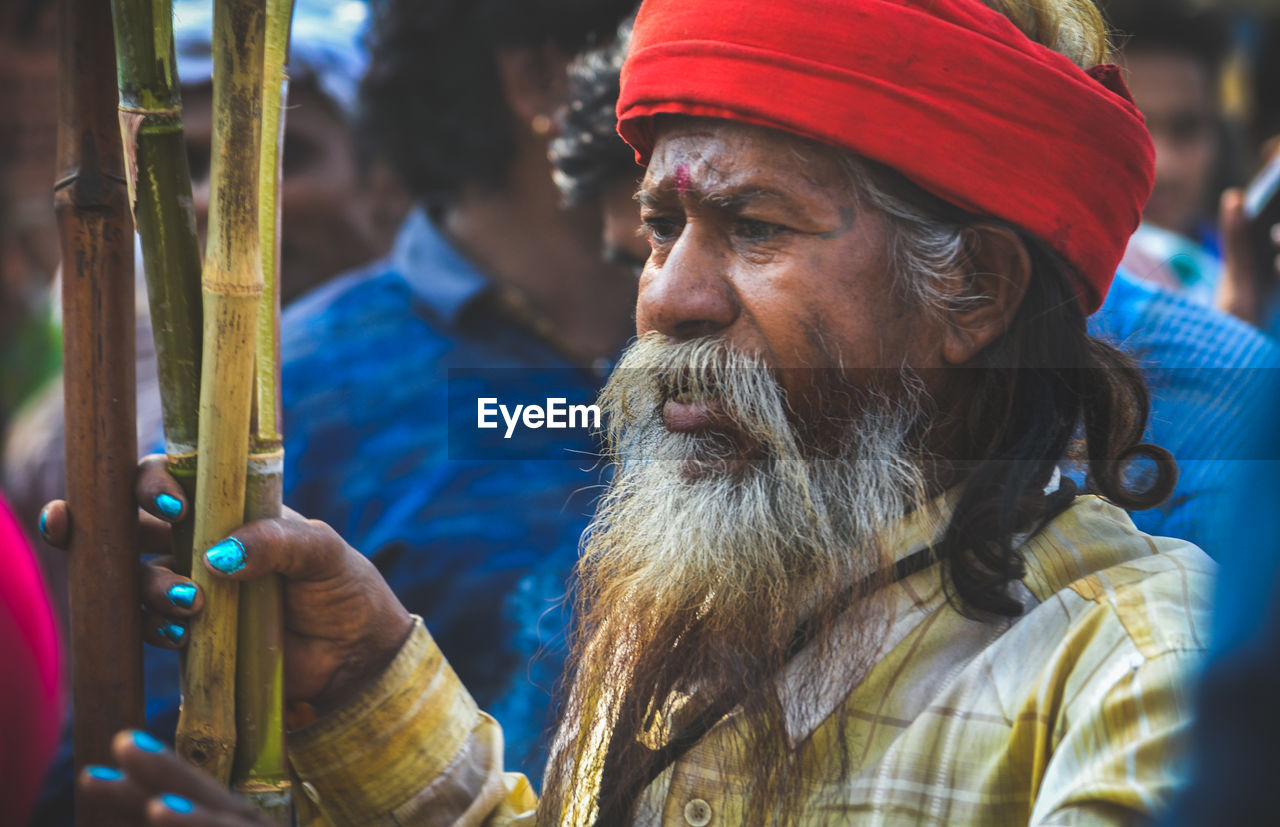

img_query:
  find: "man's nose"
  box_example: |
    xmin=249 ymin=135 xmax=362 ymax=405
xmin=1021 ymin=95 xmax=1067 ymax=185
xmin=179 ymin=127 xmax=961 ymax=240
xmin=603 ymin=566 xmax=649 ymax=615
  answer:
xmin=636 ymin=229 xmax=739 ymax=341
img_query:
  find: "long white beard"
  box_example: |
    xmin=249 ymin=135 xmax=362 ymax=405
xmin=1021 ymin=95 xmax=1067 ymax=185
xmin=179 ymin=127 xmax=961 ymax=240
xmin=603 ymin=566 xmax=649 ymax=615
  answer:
xmin=581 ymin=333 xmax=932 ymax=623
xmin=542 ymin=334 xmax=936 ymax=825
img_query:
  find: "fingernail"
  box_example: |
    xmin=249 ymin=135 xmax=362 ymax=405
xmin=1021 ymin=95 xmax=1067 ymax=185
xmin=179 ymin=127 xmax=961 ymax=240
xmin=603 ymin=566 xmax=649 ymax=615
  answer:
xmin=155 ymin=493 xmax=183 ymax=519
xmin=160 ymin=794 xmax=194 ymax=814
xmin=38 ymin=507 xmax=50 ymax=539
xmin=206 ymin=537 xmax=246 ymax=574
xmin=86 ymin=765 xmax=123 ymax=781
xmin=132 ymin=730 xmax=164 ymax=753
xmin=166 ymin=583 xmax=197 ymax=609
xmin=158 ymin=623 xmax=186 ymax=644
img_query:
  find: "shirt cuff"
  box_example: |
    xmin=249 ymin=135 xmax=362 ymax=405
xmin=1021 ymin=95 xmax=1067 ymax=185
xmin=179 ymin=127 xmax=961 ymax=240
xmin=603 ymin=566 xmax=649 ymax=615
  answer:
xmin=288 ymin=616 xmax=524 ymax=825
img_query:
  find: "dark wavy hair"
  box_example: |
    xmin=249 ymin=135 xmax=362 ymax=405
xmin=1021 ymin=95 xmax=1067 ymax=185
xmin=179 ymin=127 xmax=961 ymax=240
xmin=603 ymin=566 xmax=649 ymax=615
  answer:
xmin=840 ymin=156 xmax=1176 ymax=617
xmin=549 ymin=15 xmax=638 ymax=206
xmin=935 ymin=236 xmax=1176 ymax=615
xmin=357 ymin=0 xmax=638 ymax=207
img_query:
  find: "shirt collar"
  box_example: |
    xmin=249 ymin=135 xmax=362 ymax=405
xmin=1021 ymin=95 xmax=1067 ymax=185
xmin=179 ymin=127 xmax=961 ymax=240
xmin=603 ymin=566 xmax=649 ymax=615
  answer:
xmin=390 ymin=207 xmax=494 ymax=324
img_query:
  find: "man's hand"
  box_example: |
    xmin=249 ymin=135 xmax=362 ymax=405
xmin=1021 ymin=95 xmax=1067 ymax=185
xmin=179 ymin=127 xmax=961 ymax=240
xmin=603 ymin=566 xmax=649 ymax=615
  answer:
xmin=40 ymin=454 xmax=415 ymax=710
xmin=78 ymin=730 xmax=270 ymax=825
xmin=43 ymin=454 xmax=417 ymax=820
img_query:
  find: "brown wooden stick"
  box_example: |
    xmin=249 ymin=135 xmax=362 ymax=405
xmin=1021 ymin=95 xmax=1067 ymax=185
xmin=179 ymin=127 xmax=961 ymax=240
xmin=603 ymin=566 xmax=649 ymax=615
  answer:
xmin=55 ymin=0 xmax=143 ymax=823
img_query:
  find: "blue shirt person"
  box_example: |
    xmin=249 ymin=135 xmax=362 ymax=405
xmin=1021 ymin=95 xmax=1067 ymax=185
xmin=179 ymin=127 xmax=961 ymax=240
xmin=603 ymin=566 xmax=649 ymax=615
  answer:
xmin=280 ymin=209 xmax=616 ymax=777
xmin=1158 ymin=336 xmax=1280 ymax=826
xmin=1087 ymin=268 xmax=1280 ymax=555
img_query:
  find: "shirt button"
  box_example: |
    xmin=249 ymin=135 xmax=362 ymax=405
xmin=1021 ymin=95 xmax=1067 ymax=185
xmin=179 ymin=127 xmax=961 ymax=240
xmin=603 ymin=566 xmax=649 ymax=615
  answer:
xmin=684 ymin=798 xmax=712 ymax=826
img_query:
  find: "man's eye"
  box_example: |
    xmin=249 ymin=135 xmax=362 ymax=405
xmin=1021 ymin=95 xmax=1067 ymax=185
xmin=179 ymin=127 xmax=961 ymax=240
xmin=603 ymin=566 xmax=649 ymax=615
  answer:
xmin=735 ymin=218 xmax=783 ymax=242
xmin=643 ymin=217 xmax=683 ymax=245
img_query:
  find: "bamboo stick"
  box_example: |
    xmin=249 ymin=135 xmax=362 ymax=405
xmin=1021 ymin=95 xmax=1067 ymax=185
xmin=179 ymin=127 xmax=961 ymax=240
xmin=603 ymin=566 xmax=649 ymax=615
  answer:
xmin=109 ymin=0 xmax=204 ymax=577
xmin=176 ymin=0 xmax=268 ymax=784
xmin=231 ymin=0 xmax=294 ymax=817
xmin=55 ymin=0 xmax=143 ymax=823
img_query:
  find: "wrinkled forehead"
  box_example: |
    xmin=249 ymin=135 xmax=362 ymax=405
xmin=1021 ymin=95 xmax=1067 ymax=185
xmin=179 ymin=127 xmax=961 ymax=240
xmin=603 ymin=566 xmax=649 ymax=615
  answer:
xmin=642 ymin=116 xmax=854 ymax=198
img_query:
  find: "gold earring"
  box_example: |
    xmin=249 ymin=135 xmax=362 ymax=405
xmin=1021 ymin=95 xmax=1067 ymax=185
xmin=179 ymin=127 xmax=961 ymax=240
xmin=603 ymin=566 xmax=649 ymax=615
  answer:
xmin=531 ymin=113 xmax=553 ymax=136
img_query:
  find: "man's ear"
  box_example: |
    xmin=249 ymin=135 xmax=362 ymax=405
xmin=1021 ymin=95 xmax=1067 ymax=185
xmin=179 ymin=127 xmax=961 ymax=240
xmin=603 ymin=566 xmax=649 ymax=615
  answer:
xmin=494 ymin=44 xmax=570 ymax=138
xmin=939 ymin=224 xmax=1031 ymax=366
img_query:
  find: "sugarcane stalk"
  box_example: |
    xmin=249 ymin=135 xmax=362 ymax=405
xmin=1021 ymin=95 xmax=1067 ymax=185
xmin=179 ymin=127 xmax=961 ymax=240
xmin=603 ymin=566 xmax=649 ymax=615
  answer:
xmin=109 ymin=0 xmax=204 ymax=576
xmin=55 ymin=0 xmax=143 ymax=823
xmin=234 ymin=466 xmax=289 ymax=815
xmin=231 ymin=0 xmax=294 ymax=817
xmin=176 ymin=0 xmax=267 ymax=783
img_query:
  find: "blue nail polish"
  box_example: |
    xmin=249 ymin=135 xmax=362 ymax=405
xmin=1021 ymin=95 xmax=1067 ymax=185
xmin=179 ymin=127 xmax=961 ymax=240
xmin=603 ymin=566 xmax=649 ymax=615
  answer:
xmin=39 ymin=508 xmax=50 ymax=539
xmin=167 ymin=583 xmax=197 ymax=609
xmin=132 ymin=730 xmax=164 ymax=753
xmin=159 ymin=623 xmax=186 ymax=644
xmin=160 ymin=794 xmax=194 ymax=814
xmin=86 ymin=765 xmax=123 ymax=781
xmin=206 ymin=537 xmax=246 ymax=574
xmin=155 ymin=493 xmax=183 ymax=518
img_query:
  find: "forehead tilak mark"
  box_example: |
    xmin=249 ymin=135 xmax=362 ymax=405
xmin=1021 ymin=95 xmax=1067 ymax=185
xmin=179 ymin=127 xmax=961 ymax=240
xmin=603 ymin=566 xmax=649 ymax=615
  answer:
xmin=675 ymin=163 xmax=692 ymax=195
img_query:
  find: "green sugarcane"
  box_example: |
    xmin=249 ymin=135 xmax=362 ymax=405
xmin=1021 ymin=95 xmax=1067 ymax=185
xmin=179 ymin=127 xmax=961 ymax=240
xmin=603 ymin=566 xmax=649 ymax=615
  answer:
xmin=176 ymin=0 xmax=267 ymax=784
xmin=110 ymin=0 xmax=204 ymax=576
xmin=232 ymin=0 xmax=294 ymax=817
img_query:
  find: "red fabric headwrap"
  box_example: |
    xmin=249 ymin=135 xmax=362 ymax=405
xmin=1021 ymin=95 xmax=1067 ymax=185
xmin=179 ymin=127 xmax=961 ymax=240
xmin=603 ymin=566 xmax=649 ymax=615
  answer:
xmin=616 ymin=0 xmax=1155 ymax=314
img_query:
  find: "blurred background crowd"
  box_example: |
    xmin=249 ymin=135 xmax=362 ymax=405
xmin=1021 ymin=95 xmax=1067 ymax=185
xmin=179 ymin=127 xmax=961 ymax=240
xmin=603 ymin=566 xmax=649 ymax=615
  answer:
xmin=1 ymin=0 xmax=1278 ymax=823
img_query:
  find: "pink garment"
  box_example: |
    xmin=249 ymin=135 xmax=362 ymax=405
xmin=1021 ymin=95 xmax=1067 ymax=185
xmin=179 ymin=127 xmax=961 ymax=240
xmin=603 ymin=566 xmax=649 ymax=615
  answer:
xmin=0 ymin=493 xmax=63 ymax=825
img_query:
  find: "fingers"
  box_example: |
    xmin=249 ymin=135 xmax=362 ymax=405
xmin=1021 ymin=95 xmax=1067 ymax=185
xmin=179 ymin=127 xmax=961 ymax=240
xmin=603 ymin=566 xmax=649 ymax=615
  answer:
xmin=145 ymin=795 xmax=264 ymax=826
xmin=143 ymin=607 xmax=189 ymax=649
xmin=38 ymin=500 xmax=69 ymax=548
xmin=78 ymin=763 xmax=149 ymax=822
xmin=110 ymin=731 xmax=268 ymax=824
xmin=136 ymin=454 xmax=189 ymax=523
xmin=81 ymin=765 xmax=258 ymax=827
xmin=42 ymin=502 xmax=172 ymax=555
xmin=142 ymin=560 xmax=203 ymax=618
xmin=42 ymin=455 xmax=179 ymax=555
xmin=140 ymin=557 xmax=200 ymax=649
xmin=201 ymin=517 xmax=351 ymax=583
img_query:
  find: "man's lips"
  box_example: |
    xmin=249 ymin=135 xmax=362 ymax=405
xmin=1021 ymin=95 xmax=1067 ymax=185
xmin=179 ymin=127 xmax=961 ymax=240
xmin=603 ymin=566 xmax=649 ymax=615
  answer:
xmin=662 ymin=397 xmax=730 ymax=432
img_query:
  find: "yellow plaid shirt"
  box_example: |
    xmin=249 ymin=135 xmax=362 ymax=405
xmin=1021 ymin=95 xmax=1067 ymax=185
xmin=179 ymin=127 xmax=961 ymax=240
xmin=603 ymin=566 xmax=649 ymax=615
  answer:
xmin=288 ymin=494 xmax=1213 ymax=825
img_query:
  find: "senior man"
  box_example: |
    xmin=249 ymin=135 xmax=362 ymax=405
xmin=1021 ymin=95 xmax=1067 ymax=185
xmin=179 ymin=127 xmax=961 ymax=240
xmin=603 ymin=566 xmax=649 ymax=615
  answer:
xmin=75 ymin=0 xmax=1212 ymax=824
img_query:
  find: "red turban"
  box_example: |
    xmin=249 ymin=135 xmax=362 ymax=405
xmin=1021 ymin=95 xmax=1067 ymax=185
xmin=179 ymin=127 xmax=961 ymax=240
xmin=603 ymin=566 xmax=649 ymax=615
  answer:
xmin=616 ymin=0 xmax=1155 ymax=314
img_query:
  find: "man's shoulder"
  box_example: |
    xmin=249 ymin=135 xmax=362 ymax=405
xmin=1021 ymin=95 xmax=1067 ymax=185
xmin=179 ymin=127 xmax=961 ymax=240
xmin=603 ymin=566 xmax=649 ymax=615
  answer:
xmin=279 ymin=260 xmax=463 ymax=396
xmin=282 ymin=262 xmax=419 ymax=352
xmin=1094 ymin=272 xmax=1280 ymax=371
xmin=1019 ymin=494 xmax=1214 ymax=659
